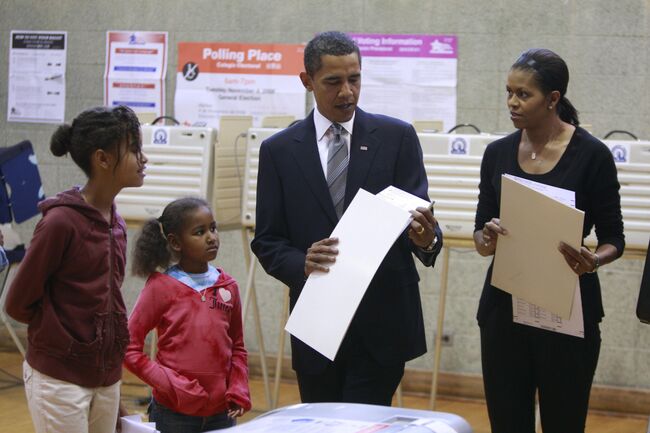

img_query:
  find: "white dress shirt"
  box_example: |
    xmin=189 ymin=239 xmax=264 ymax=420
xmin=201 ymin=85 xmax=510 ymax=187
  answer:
xmin=313 ymin=106 xmax=355 ymax=177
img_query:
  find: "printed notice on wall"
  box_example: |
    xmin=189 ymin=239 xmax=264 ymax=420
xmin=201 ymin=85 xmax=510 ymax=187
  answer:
xmin=7 ymin=30 xmax=67 ymax=123
xmin=174 ymin=42 xmax=306 ymax=127
xmin=104 ymin=31 xmax=168 ymax=122
xmin=349 ymin=33 xmax=457 ymax=132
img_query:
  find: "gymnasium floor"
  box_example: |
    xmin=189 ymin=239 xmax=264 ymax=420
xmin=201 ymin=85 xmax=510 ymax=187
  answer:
xmin=0 ymin=351 xmax=646 ymax=433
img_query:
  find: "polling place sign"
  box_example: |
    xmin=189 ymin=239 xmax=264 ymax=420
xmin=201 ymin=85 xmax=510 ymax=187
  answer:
xmin=174 ymin=42 xmax=305 ymax=127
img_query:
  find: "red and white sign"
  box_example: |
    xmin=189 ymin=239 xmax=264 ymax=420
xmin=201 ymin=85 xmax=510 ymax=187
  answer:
xmin=104 ymin=31 xmax=168 ymax=119
xmin=174 ymin=42 xmax=305 ymax=127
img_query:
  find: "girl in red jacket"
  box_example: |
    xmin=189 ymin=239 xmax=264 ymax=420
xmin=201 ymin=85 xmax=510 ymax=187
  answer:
xmin=6 ymin=105 xmax=148 ymax=433
xmin=125 ymin=197 xmax=251 ymax=433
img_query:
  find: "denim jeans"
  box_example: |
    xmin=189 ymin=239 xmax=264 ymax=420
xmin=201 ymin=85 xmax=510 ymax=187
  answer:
xmin=149 ymin=398 xmax=235 ymax=433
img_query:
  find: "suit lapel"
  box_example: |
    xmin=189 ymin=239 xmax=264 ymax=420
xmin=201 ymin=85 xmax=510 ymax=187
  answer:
xmin=346 ymin=108 xmax=379 ymax=207
xmin=291 ymin=112 xmax=339 ymax=225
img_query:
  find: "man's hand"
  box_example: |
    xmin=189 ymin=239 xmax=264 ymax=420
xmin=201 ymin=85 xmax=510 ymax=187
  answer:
xmin=304 ymin=237 xmax=339 ymax=277
xmin=408 ymin=207 xmax=437 ymax=249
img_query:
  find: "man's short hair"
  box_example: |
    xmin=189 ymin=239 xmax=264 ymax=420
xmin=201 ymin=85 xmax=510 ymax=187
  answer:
xmin=304 ymin=31 xmax=361 ymax=76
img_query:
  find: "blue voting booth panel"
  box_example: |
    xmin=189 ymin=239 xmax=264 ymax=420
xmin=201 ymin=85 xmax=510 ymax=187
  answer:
xmin=0 ymin=140 xmax=44 ymax=224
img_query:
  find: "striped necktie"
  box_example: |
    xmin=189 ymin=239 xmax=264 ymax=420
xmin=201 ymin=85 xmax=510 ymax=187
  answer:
xmin=326 ymin=123 xmax=348 ymax=219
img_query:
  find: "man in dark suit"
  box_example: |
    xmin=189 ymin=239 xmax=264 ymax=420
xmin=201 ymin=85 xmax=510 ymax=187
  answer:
xmin=251 ymin=31 xmax=443 ymax=406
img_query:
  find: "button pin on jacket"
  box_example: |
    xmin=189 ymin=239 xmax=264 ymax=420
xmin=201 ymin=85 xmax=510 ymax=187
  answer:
xmin=360 ymin=145 xmax=368 ymax=151
xmin=219 ymin=288 xmax=232 ymax=302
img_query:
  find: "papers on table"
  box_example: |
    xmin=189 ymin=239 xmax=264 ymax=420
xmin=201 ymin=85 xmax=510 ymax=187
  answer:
xmin=220 ymin=415 xmax=383 ymax=433
xmin=284 ymin=186 xmax=430 ymax=360
xmin=119 ymin=415 xmax=159 ymax=433
xmin=491 ymin=174 xmax=584 ymax=320
xmin=218 ymin=415 xmax=461 ymax=433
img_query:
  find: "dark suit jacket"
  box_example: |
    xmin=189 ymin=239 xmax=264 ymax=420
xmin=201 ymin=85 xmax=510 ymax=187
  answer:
xmin=636 ymin=238 xmax=650 ymax=323
xmin=251 ymin=108 xmax=443 ymax=373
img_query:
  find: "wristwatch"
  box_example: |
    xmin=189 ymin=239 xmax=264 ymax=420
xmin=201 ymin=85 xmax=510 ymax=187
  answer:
xmin=587 ymin=253 xmax=600 ymax=273
xmin=422 ymin=235 xmax=438 ymax=252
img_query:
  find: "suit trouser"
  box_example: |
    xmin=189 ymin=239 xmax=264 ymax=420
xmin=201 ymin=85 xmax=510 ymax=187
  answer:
xmin=295 ymin=337 xmax=405 ymax=406
xmin=23 ymin=361 xmax=120 ymax=433
xmin=480 ymin=305 xmax=600 ymax=433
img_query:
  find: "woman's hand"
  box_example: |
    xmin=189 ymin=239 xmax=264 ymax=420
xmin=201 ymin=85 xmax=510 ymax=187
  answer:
xmin=474 ymin=218 xmax=507 ymax=256
xmin=558 ymin=242 xmax=598 ymax=275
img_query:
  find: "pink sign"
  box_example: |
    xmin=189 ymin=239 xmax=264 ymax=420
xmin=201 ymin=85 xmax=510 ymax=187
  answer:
xmin=349 ymin=33 xmax=457 ymax=59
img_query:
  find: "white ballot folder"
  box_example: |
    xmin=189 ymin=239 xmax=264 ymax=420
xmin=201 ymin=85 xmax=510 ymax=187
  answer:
xmin=491 ymin=175 xmax=584 ymax=319
xmin=285 ymin=186 xmax=430 ymax=360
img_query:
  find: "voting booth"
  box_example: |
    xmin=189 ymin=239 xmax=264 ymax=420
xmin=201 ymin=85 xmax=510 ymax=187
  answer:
xmin=240 ymin=127 xmax=288 ymax=409
xmin=217 ymin=403 xmax=473 ymax=433
xmin=418 ymin=132 xmax=503 ymax=239
xmin=418 ymin=133 xmax=650 ymax=251
xmin=212 ymin=115 xmax=254 ymax=228
xmin=242 ymin=128 xmax=277 ymax=228
xmin=115 ymin=125 xmax=215 ymax=221
xmin=416 ymin=131 xmax=502 ymax=406
xmin=601 ymin=138 xmax=650 ymax=251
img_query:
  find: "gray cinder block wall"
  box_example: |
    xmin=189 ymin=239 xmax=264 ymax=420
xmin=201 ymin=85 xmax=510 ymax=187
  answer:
xmin=1 ymin=0 xmax=649 ymax=391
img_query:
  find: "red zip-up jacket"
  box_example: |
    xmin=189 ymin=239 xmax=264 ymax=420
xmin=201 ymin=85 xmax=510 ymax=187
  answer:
xmin=5 ymin=187 xmax=129 ymax=387
xmin=124 ymin=271 xmax=251 ymax=417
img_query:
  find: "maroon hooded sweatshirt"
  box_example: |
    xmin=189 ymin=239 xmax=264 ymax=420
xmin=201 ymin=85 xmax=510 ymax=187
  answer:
xmin=5 ymin=187 xmax=129 ymax=387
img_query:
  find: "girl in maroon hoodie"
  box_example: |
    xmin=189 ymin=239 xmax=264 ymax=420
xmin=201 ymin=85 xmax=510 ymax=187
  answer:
xmin=6 ymin=105 xmax=148 ymax=433
xmin=125 ymin=197 xmax=251 ymax=433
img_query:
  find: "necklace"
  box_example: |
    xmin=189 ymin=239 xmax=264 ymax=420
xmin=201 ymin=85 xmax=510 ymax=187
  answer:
xmin=524 ymin=124 xmax=563 ymax=162
xmin=172 ymin=265 xmax=211 ymax=301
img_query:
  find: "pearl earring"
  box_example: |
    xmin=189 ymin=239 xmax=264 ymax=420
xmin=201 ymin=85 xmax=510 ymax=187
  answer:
xmin=548 ymin=105 xmax=553 ymax=110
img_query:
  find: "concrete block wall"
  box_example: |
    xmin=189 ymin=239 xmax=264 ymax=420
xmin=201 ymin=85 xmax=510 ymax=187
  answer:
xmin=1 ymin=0 xmax=649 ymax=391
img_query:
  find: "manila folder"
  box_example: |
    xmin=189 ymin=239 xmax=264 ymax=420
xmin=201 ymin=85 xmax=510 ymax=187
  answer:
xmin=491 ymin=175 xmax=584 ymax=319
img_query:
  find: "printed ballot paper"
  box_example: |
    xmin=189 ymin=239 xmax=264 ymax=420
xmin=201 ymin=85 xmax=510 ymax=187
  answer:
xmin=285 ymin=186 xmax=431 ymax=360
xmin=492 ymin=174 xmax=584 ymax=320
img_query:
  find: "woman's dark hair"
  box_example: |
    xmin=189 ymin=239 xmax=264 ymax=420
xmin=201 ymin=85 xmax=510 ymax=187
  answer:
xmin=50 ymin=105 xmax=142 ymax=176
xmin=511 ymin=48 xmax=580 ymax=126
xmin=304 ymin=31 xmax=361 ymax=77
xmin=131 ymin=197 xmax=211 ymax=277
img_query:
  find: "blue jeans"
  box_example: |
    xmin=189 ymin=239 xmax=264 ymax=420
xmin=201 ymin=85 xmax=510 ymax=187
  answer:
xmin=149 ymin=399 xmax=235 ymax=433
